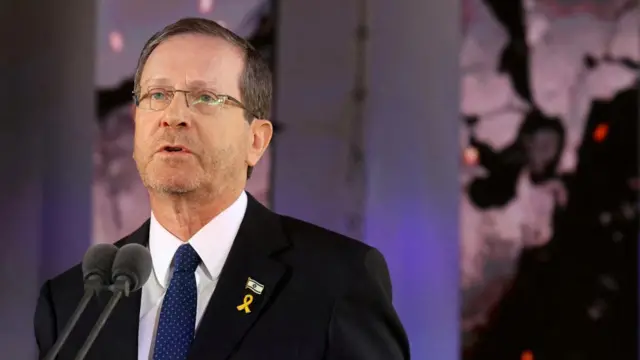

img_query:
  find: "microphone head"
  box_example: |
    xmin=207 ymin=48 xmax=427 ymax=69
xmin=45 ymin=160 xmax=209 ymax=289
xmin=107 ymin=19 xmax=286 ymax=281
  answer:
xmin=111 ymin=243 xmax=152 ymax=292
xmin=82 ymin=243 xmax=119 ymax=284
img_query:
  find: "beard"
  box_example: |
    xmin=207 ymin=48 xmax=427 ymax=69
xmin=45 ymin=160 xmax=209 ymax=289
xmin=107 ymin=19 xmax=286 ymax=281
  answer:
xmin=133 ymin=127 xmax=248 ymax=197
xmin=140 ymin=156 xmax=206 ymax=194
xmin=135 ymin=147 xmax=243 ymax=197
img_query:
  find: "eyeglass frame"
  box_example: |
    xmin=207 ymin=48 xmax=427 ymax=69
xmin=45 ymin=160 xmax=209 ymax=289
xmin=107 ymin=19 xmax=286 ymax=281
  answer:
xmin=132 ymin=86 xmax=259 ymax=119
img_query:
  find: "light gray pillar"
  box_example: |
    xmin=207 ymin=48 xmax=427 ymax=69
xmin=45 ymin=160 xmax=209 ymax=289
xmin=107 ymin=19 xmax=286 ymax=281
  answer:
xmin=274 ymin=0 xmax=461 ymax=358
xmin=0 ymin=1 xmax=96 ymax=358
xmin=363 ymin=0 xmax=461 ymax=358
xmin=272 ymin=0 xmax=363 ymax=239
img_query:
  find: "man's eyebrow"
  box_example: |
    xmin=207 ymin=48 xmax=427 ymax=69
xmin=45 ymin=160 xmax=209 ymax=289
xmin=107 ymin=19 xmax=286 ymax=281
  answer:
xmin=185 ymin=79 xmax=220 ymax=89
xmin=141 ymin=77 xmax=172 ymax=86
xmin=139 ymin=78 xmax=223 ymax=92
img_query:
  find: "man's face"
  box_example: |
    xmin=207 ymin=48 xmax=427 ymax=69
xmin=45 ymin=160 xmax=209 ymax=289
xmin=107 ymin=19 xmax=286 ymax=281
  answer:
xmin=133 ymin=34 xmax=271 ymax=196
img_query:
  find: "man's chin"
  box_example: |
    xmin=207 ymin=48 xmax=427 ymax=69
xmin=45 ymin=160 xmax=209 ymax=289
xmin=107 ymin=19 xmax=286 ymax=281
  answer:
xmin=146 ymin=179 xmax=200 ymax=195
xmin=156 ymin=186 xmax=194 ymax=194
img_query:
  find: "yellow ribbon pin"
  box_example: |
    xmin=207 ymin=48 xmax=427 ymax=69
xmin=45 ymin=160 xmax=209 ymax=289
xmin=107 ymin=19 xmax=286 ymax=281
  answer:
xmin=236 ymin=294 xmax=254 ymax=314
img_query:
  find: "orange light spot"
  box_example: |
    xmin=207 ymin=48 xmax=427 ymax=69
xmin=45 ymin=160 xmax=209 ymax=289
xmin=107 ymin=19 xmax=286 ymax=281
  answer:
xmin=593 ymin=123 xmax=609 ymax=143
xmin=463 ymin=146 xmax=479 ymax=165
xmin=521 ymin=350 xmax=534 ymax=360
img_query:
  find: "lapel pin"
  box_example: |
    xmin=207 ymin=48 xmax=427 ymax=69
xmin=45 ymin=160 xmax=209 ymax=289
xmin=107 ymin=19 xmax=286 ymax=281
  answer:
xmin=237 ymin=294 xmax=254 ymax=314
xmin=245 ymin=277 xmax=264 ymax=295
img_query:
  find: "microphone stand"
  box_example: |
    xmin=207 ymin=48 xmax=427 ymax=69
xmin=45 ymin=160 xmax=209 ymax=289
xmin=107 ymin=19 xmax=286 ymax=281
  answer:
xmin=43 ymin=278 xmax=104 ymax=360
xmin=73 ymin=277 xmax=131 ymax=360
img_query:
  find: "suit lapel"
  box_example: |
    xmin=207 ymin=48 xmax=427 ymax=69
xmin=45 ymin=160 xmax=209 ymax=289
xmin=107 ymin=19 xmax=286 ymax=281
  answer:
xmin=88 ymin=220 xmax=150 ymax=360
xmin=187 ymin=195 xmax=290 ymax=360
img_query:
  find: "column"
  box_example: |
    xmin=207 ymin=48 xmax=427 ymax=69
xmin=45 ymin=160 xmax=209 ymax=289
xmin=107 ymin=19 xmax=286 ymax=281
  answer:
xmin=0 ymin=1 xmax=96 ymax=358
xmin=363 ymin=0 xmax=461 ymax=358
xmin=272 ymin=0 xmax=363 ymax=239
xmin=274 ymin=0 xmax=461 ymax=358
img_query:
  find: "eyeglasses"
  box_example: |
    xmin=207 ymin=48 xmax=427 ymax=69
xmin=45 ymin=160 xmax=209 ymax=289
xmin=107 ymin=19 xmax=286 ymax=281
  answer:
xmin=132 ymin=86 xmax=257 ymax=118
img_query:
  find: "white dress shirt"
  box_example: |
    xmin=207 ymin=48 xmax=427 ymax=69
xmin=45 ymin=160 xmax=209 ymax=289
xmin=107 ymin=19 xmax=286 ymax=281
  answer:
xmin=138 ymin=191 xmax=248 ymax=360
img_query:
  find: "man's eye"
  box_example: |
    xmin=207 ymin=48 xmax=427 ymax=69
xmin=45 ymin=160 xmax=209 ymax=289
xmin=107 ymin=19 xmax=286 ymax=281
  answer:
xmin=194 ymin=93 xmax=223 ymax=105
xmin=150 ymin=92 xmax=166 ymax=100
xmin=199 ymin=94 xmax=214 ymax=102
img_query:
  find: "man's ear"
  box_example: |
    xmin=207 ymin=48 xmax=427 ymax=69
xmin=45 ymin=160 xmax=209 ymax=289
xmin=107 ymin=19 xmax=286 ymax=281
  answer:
xmin=246 ymin=119 xmax=273 ymax=167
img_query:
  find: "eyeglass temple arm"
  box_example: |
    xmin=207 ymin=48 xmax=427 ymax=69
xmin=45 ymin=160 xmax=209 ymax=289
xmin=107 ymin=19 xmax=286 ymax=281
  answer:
xmin=131 ymin=91 xmax=140 ymax=106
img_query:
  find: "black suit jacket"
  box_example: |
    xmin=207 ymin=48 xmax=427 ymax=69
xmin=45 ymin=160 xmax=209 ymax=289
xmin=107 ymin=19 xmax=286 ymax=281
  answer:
xmin=35 ymin=195 xmax=410 ymax=360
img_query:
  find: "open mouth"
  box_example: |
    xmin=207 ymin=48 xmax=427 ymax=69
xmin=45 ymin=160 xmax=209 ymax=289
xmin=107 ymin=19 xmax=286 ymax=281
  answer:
xmin=162 ymin=146 xmax=189 ymax=153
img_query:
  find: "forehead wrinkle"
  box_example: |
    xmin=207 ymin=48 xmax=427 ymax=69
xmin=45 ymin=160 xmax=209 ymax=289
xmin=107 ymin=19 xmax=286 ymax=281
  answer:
xmin=142 ymin=35 xmax=245 ymax=96
xmin=183 ymin=54 xmax=229 ymax=83
xmin=183 ymin=79 xmax=221 ymax=92
xmin=141 ymin=77 xmax=172 ymax=87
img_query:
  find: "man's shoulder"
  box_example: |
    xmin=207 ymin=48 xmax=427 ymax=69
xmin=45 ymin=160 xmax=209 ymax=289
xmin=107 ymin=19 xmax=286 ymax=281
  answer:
xmin=279 ymin=214 xmax=373 ymax=256
xmin=275 ymin=214 xmax=392 ymax=298
xmin=42 ymin=262 xmax=85 ymax=307
xmin=51 ymin=263 xmax=83 ymax=284
xmin=277 ymin=215 xmax=381 ymax=275
xmin=45 ymin=233 xmax=141 ymax=297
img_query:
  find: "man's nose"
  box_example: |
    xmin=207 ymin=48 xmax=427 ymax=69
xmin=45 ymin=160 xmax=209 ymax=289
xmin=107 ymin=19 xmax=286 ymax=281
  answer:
xmin=161 ymin=92 xmax=192 ymax=128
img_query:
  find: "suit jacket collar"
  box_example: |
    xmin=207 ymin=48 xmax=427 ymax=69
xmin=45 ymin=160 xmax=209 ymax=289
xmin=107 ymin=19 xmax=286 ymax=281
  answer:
xmin=102 ymin=193 xmax=290 ymax=360
xmin=187 ymin=193 xmax=289 ymax=360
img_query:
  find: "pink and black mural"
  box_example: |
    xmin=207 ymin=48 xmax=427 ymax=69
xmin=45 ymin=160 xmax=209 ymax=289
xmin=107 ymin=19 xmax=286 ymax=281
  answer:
xmin=459 ymin=0 xmax=638 ymax=358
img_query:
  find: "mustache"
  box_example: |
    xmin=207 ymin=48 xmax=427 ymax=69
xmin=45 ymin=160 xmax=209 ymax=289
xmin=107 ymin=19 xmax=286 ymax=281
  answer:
xmin=151 ymin=132 xmax=198 ymax=153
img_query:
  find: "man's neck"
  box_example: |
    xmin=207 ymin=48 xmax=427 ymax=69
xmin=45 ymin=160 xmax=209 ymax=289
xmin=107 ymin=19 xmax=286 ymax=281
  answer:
xmin=149 ymin=188 xmax=243 ymax=241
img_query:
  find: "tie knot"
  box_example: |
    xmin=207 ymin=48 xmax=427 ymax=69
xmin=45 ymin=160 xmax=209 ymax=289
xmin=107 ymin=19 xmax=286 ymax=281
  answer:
xmin=173 ymin=244 xmax=200 ymax=273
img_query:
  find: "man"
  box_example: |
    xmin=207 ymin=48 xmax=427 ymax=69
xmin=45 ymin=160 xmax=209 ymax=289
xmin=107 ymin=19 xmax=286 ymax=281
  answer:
xmin=34 ymin=18 xmax=410 ymax=360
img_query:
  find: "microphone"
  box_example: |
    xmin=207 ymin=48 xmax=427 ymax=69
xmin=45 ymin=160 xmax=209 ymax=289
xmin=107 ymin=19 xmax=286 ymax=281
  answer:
xmin=43 ymin=243 xmax=118 ymax=360
xmin=74 ymin=243 xmax=152 ymax=360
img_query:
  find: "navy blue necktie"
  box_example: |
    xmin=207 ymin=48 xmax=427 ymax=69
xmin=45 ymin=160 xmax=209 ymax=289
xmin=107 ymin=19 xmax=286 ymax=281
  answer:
xmin=153 ymin=244 xmax=201 ymax=360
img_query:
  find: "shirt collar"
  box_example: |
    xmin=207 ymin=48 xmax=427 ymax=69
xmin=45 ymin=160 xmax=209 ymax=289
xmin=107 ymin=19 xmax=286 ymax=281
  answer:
xmin=148 ymin=191 xmax=248 ymax=288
